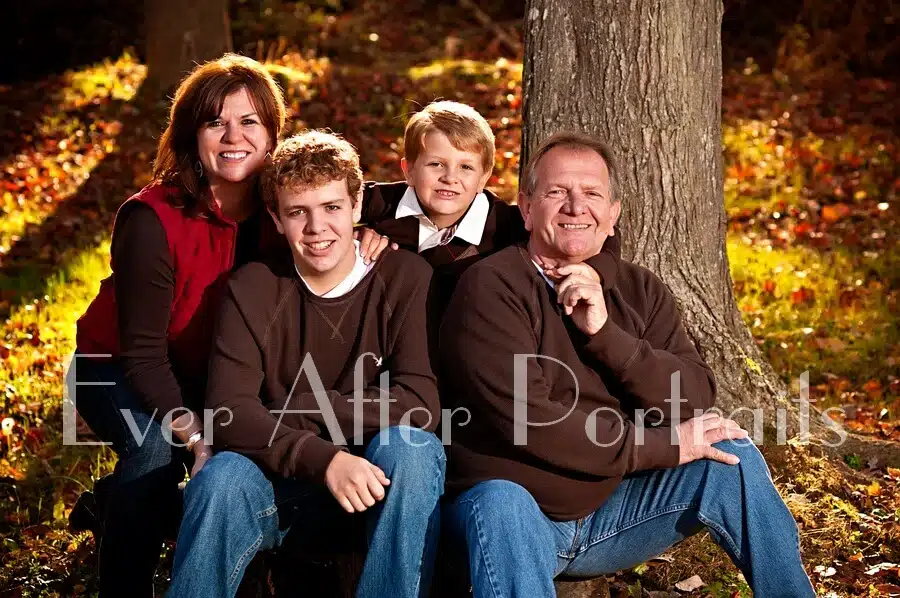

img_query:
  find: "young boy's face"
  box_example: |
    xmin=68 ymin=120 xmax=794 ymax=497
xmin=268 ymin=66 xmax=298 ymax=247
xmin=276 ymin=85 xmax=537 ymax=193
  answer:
xmin=269 ymin=178 xmax=362 ymax=282
xmin=402 ymin=130 xmax=491 ymax=228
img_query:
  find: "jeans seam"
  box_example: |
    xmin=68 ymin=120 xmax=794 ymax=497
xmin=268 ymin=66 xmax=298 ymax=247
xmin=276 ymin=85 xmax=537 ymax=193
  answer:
xmin=256 ymin=504 xmax=277 ymax=519
xmin=569 ymin=518 xmax=584 ymax=557
xmin=554 ymin=552 xmax=574 ymax=575
xmin=579 ymin=502 xmax=697 ymax=553
xmin=695 ymin=510 xmax=747 ymax=571
xmin=461 ymin=498 xmax=503 ymax=598
xmin=413 ymin=449 xmax=442 ymax=598
xmin=229 ymin=532 xmax=264 ymax=587
xmin=414 ymin=448 xmax=444 ymax=598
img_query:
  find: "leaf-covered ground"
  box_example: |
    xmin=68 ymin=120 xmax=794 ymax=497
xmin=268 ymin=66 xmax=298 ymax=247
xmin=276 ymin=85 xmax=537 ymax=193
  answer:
xmin=1 ymin=3 xmax=898 ymax=596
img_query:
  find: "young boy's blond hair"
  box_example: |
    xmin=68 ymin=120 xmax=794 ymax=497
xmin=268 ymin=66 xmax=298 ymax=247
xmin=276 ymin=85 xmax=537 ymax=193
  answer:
xmin=404 ymin=101 xmax=496 ymax=175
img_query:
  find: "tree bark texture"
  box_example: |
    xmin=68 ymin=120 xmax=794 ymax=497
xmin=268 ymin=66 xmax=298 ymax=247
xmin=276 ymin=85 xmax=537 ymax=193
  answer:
xmin=522 ymin=0 xmax=796 ymax=427
xmin=144 ymin=0 xmax=232 ymax=91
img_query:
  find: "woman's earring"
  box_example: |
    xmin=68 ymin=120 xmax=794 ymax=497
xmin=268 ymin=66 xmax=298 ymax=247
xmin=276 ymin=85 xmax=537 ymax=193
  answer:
xmin=194 ymin=160 xmax=204 ymax=178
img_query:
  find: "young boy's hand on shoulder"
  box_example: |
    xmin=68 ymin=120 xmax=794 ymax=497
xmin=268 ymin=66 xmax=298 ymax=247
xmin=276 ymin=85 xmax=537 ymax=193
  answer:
xmin=354 ymin=226 xmax=397 ymax=264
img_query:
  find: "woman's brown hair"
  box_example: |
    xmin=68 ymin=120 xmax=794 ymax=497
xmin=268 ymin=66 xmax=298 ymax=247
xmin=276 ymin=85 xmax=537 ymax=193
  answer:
xmin=152 ymin=53 xmax=287 ymax=213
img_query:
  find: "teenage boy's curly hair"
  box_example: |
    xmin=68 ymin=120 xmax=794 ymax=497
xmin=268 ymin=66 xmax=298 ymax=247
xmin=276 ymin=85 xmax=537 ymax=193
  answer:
xmin=262 ymin=130 xmax=363 ymax=214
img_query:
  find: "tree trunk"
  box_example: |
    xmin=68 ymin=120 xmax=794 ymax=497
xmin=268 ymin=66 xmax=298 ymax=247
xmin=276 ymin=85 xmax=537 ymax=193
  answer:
xmin=521 ymin=0 xmax=798 ymax=431
xmin=144 ymin=0 xmax=232 ymax=92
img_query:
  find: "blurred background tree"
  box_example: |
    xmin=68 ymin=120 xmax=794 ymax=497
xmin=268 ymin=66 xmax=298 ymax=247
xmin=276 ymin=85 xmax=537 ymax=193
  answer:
xmin=144 ymin=0 xmax=233 ymax=91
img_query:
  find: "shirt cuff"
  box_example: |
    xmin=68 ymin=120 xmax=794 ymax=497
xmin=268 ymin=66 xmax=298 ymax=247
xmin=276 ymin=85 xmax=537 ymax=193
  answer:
xmin=295 ymin=434 xmax=343 ymax=482
xmin=583 ymin=319 xmax=642 ymax=374
xmin=631 ymin=425 xmax=680 ymax=472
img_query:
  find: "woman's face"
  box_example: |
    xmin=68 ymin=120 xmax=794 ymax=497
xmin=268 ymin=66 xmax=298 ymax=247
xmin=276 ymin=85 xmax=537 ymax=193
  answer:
xmin=196 ymin=87 xmax=272 ymax=186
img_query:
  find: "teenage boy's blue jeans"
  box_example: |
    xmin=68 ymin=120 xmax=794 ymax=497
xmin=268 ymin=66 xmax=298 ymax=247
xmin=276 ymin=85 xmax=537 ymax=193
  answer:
xmin=445 ymin=439 xmax=816 ymax=598
xmin=166 ymin=425 xmax=446 ymax=598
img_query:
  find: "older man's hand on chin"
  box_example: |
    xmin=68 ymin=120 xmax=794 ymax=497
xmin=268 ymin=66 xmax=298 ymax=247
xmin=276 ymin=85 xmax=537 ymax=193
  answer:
xmin=556 ymin=266 xmax=608 ymax=335
xmin=540 ymin=260 xmax=609 ymax=334
xmin=541 ymin=261 xmax=608 ymax=335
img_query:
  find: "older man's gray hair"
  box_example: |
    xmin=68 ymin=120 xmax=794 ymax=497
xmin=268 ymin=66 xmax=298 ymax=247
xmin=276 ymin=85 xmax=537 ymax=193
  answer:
xmin=521 ymin=131 xmax=620 ymax=202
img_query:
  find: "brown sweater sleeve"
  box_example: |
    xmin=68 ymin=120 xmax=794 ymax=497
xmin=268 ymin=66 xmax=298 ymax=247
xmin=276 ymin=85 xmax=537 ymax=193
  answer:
xmin=359 ymin=181 xmax=397 ymax=224
xmin=440 ymin=263 xmax=675 ymax=477
xmin=206 ymin=279 xmax=341 ymax=481
xmin=289 ymin=269 xmax=440 ymax=437
xmin=112 ymin=204 xmax=186 ymax=418
xmin=581 ymin=270 xmax=717 ymax=422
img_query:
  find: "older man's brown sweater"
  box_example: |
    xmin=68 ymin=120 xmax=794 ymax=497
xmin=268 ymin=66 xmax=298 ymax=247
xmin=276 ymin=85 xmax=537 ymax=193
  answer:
xmin=206 ymin=248 xmax=439 ymax=482
xmin=440 ymin=245 xmax=717 ymax=520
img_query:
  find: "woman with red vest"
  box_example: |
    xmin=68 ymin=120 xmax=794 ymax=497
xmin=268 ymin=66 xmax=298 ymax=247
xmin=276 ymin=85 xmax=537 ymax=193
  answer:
xmin=68 ymin=54 xmax=288 ymax=597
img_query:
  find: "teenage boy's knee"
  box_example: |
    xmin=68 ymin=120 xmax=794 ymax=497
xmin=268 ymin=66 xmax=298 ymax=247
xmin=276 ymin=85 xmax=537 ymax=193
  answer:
xmin=365 ymin=425 xmax=446 ymax=485
xmin=455 ymin=480 xmax=537 ymax=533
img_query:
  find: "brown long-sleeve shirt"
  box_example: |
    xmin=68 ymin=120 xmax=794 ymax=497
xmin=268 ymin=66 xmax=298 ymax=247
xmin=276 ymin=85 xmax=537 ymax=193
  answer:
xmin=440 ymin=245 xmax=716 ymax=520
xmin=111 ymin=203 xmax=263 ymax=417
xmin=206 ymin=248 xmax=440 ymax=481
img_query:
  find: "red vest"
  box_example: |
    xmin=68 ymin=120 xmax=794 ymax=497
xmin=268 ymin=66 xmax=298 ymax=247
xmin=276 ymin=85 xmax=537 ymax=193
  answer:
xmin=76 ymin=184 xmax=282 ymax=386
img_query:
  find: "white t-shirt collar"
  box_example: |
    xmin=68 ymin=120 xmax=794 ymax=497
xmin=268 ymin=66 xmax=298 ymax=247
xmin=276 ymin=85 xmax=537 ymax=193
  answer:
xmin=296 ymin=240 xmax=374 ymax=298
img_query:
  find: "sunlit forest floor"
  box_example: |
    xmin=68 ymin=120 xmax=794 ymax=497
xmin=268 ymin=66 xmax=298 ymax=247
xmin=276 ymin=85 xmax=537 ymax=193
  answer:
xmin=1 ymin=2 xmax=898 ymax=596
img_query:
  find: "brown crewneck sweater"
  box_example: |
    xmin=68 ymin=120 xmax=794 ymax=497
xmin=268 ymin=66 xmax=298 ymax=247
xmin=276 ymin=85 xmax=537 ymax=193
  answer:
xmin=440 ymin=245 xmax=716 ymax=520
xmin=206 ymin=248 xmax=439 ymax=481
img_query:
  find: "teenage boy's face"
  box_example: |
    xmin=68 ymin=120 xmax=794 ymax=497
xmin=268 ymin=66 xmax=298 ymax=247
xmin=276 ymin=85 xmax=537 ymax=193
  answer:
xmin=269 ymin=178 xmax=361 ymax=280
xmin=402 ymin=130 xmax=491 ymax=228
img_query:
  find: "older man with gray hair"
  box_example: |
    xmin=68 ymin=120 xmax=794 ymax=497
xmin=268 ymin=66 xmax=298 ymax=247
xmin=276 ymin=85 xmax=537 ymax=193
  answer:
xmin=439 ymin=131 xmax=815 ymax=597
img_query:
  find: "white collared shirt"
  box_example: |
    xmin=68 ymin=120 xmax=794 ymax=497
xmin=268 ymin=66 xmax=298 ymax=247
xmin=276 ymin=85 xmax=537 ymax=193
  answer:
xmin=531 ymin=260 xmax=557 ymax=290
xmin=394 ymin=186 xmax=490 ymax=253
xmin=296 ymin=240 xmax=374 ymax=298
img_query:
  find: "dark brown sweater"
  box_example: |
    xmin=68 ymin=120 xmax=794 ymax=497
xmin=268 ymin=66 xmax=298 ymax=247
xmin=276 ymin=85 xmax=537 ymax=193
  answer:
xmin=206 ymin=248 xmax=439 ymax=481
xmin=440 ymin=245 xmax=717 ymax=521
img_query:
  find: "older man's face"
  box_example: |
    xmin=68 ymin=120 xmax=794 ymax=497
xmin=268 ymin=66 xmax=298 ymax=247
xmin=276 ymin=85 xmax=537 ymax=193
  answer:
xmin=519 ymin=146 xmax=621 ymax=263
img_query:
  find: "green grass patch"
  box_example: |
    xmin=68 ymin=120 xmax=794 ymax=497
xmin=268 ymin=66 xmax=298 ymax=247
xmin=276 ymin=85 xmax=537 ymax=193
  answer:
xmin=728 ymin=234 xmax=899 ymax=395
xmin=407 ymin=57 xmax=522 ymax=82
xmin=65 ymin=51 xmax=145 ymax=105
xmin=0 ymin=240 xmax=116 ymax=593
xmin=1 ymin=238 xmax=111 ymax=438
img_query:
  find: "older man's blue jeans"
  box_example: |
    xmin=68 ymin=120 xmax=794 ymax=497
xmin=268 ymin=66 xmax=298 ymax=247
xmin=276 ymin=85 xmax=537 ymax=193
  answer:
xmin=166 ymin=426 xmax=446 ymax=598
xmin=445 ymin=440 xmax=815 ymax=598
